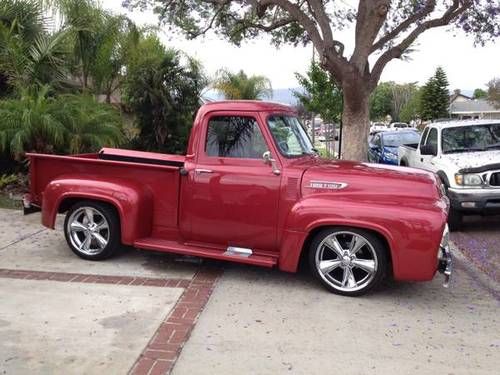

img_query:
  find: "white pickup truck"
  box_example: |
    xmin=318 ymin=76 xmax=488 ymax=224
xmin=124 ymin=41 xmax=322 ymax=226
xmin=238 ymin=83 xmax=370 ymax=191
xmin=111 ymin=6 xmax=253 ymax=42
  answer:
xmin=398 ymin=119 xmax=500 ymax=230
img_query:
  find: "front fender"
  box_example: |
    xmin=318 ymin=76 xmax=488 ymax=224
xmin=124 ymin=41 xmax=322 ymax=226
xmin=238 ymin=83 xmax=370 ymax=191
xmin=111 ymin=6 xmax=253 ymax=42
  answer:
xmin=42 ymin=175 xmax=153 ymax=244
xmin=279 ymin=195 xmax=446 ymax=281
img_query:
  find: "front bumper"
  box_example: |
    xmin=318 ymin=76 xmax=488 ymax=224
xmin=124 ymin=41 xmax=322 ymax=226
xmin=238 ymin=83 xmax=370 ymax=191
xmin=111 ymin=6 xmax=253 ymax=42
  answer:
xmin=437 ymin=224 xmax=452 ymax=288
xmin=448 ymin=187 xmax=500 ymax=214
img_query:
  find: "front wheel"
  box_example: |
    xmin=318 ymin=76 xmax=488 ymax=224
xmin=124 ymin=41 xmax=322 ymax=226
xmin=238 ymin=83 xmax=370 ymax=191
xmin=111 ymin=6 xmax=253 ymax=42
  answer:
xmin=64 ymin=201 xmax=121 ymax=261
xmin=309 ymin=227 xmax=388 ymax=296
xmin=447 ymin=207 xmax=462 ymax=232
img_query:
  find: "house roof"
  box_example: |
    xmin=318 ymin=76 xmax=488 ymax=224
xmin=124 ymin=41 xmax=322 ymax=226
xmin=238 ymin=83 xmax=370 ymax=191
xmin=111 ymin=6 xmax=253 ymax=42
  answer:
xmin=450 ymin=99 xmax=500 ymax=114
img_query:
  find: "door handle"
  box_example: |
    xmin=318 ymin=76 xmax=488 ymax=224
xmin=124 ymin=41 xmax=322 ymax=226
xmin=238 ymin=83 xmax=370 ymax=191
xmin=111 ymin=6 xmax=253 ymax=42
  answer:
xmin=195 ymin=168 xmax=213 ymax=174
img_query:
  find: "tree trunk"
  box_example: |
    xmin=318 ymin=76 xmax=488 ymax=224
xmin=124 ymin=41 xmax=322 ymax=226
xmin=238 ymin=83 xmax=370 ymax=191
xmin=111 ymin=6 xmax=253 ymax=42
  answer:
xmin=341 ymin=86 xmax=371 ymax=161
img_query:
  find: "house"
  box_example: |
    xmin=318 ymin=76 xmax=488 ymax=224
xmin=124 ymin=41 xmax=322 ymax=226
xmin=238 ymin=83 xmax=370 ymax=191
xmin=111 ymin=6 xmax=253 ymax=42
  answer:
xmin=449 ymin=90 xmax=500 ymax=120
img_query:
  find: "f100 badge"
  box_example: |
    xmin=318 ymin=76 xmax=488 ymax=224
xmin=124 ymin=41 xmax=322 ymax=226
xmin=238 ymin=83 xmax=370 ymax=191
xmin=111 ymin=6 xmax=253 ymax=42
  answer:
xmin=309 ymin=180 xmax=348 ymax=190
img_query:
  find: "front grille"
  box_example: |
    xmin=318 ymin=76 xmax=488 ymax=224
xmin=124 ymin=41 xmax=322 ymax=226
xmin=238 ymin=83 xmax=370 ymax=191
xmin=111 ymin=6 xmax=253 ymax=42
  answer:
xmin=490 ymin=172 xmax=500 ymax=186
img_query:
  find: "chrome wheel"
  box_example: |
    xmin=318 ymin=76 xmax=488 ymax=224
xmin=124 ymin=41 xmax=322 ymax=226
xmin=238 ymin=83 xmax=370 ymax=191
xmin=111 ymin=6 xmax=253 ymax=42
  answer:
xmin=66 ymin=206 xmax=110 ymax=256
xmin=315 ymin=231 xmax=378 ymax=293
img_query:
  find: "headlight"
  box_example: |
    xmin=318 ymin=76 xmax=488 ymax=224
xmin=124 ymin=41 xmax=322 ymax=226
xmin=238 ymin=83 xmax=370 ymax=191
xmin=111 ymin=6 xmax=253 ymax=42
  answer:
xmin=454 ymin=173 xmax=483 ymax=186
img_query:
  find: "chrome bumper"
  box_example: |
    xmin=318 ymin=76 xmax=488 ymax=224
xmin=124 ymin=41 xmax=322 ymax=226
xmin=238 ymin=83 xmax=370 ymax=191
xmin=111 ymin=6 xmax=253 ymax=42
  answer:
xmin=437 ymin=224 xmax=452 ymax=288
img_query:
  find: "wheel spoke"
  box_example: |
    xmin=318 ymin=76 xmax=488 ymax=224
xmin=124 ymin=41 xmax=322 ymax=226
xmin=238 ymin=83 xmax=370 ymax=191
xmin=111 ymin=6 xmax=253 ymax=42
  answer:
xmin=95 ymin=221 xmax=108 ymax=231
xmin=319 ymin=260 xmax=342 ymax=275
xmin=84 ymin=208 xmax=94 ymax=225
xmin=79 ymin=233 xmax=91 ymax=250
xmin=324 ymin=235 xmax=344 ymax=258
xmin=351 ymin=259 xmax=376 ymax=274
xmin=349 ymin=235 xmax=367 ymax=255
xmin=70 ymin=221 xmax=87 ymax=232
xmin=342 ymin=268 xmax=357 ymax=288
xmin=91 ymin=232 xmax=107 ymax=249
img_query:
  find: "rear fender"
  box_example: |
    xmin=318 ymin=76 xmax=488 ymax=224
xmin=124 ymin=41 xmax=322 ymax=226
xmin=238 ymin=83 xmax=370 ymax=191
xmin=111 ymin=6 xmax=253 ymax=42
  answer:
xmin=42 ymin=175 xmax=153 ymax=244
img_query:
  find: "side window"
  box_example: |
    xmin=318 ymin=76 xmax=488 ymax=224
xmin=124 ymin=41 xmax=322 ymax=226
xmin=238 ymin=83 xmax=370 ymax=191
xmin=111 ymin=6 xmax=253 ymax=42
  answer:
xmin=373 ymin=134 xmax=381 ymax=147
xmin=205 ymin=116 xmax=267 ymax=159
xmin=419 ymin=127 xmax=429 ymax=148
xmin=427 ymin=128 xmax=438 ymax=148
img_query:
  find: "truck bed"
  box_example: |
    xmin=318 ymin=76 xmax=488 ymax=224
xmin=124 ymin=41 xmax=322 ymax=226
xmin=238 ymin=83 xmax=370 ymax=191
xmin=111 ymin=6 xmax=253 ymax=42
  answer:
xmin=26 ymin=148 xmax=185 ymax=233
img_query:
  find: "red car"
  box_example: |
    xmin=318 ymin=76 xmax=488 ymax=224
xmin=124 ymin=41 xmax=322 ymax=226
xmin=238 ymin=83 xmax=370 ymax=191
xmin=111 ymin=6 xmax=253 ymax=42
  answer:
xmin=24 ymin=101 xmax=452 ymax=296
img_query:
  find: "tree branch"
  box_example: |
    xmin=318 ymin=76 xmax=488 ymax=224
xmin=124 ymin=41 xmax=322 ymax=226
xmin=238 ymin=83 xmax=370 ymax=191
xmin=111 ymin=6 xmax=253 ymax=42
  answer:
xmin=370 ymin=0 xmax=472 ymax=88
xmin=371 ymin=0 xmax=437 ymax=52
xmin=350 ymin=0 xmax=390 ymax=73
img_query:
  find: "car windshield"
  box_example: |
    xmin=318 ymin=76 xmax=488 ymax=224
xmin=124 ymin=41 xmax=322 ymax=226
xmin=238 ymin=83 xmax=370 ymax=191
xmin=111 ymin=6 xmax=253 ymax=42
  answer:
xmin=442 ymin=124 xmax=500 ymax=153
xmin=267 ymin=115 xmax=314 ymax=157
xmin=392 ymin=123 xmax=408 ymax=128
xmin=382 ymin=132 xmax=420 ymax=147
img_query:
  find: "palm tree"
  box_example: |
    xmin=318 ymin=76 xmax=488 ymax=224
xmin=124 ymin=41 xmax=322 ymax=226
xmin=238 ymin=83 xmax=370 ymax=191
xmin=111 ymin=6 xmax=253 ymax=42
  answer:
xmin=0 ymin=85 xmax=67 ymax=157
xmin=213 ymin=69 xmax=272 ymax=100
xmin=0 ymin=0 xmax=69 ymax=93
xmin=0 ymin=85 xmax=123 ymax=158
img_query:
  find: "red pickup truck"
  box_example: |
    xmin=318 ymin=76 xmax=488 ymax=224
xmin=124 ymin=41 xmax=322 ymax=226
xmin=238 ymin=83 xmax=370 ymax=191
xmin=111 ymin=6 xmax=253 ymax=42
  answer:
xmin=25 ymin=101 xmax=452 ymax=296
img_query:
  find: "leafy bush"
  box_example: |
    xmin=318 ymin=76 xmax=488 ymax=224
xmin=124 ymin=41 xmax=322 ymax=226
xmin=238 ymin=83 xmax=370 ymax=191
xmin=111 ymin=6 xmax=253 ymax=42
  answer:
xmin=0 ymin=85 xmax=124 ymax=158
xmin=0 ymin=173 xmax=17 ymax=189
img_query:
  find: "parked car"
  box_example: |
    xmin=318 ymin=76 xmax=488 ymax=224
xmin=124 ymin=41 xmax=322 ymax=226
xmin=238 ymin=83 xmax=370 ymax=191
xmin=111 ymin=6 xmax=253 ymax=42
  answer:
xmin=398 ymin=119 xmax=500 ymax=231
xmin=370 ymin=122 xmax=387 ymax=134
xmin=24 ymin=101 xmax=451 ymax=296
xmin=368 ymin=130 xmax=421 ymax=165
xmin=389 ymin=122 xmax=410 ymax=130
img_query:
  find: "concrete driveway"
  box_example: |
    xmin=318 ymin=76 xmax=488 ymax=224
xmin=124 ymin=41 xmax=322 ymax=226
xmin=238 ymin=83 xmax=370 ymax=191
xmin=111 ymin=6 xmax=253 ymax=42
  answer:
xmin=0 ymin=209 xmax=498 ymax=374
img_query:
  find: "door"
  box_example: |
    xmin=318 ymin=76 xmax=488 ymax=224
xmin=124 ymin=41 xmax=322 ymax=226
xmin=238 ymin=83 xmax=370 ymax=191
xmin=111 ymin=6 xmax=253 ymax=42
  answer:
xmin=368 ymin=133 xmax=382 ymax=163
xmin=181 ymin=112 xmax=281 ymax=252
xmin=416 ymin=127 xmax=438 ymax=171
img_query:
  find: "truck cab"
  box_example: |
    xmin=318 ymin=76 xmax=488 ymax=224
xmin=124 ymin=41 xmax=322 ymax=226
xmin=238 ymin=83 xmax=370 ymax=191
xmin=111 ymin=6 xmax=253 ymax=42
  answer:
xmin=398 ymin=120 xmax=500 ymax=230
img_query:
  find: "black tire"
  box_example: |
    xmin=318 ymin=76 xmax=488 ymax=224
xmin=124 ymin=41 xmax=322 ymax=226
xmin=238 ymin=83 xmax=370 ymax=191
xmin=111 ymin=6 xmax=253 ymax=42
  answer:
xmin=63 ymin=200 xmax=121 ymax=261
xmin=308 ymin=227 xmax=388 ymax=296
xmin=447 ymin=207 xmax=462 ymax=232
xmin=399 ymin=159 xmax=408 ymax=166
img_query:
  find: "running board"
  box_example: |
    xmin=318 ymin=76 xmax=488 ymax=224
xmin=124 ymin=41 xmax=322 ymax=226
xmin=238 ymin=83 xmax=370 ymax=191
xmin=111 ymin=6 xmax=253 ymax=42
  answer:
xmin=133 ymin=238 xmax=277 ymax=268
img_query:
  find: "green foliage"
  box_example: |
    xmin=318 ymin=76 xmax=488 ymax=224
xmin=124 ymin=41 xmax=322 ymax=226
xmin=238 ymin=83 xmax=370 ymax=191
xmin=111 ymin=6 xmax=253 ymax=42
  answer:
xmin=213 ymin=69 xmax=272 ymax=100
xmin=0 ymin=173 xmax=17 ymax=189
xmin=473 ymin=88 xmax=487 ymax=99
xmin=419 ymin=67 xmax=450 ymax=121
xmin=370 ymin=82 xmax=392 ymax=121
xmin=0 ymin=0 xmax=69 ymax=94
xmin=399 ymin=88 xmax=422 ymax=123
xmin=0 ymin=85 xmax=123 ymax=158
xmin=293 ymin=62 xmax=342 ymax=123
xmin=123 ymin=36 xmax=206 ymax=154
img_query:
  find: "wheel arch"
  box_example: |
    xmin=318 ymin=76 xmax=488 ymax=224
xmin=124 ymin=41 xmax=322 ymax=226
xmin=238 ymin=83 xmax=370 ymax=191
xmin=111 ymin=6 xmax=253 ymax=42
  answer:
xmin=42 ymin=176 xmax=153 ymax=244
xmin=279 ymin=221 xmax=396 ymax=277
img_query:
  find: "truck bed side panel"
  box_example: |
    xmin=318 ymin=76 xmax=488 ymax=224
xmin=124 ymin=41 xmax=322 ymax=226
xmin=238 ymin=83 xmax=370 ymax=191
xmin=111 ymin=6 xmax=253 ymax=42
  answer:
xmin=28 ymin=153 xmax=182 ymax=236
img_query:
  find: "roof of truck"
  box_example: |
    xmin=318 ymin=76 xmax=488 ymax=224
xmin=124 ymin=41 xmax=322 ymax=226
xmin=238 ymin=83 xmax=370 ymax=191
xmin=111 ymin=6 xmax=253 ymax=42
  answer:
xmin=200 ymin=100 xmax=295 ymax=113
xmin=430 ymin=119 xmax=500 ymax=129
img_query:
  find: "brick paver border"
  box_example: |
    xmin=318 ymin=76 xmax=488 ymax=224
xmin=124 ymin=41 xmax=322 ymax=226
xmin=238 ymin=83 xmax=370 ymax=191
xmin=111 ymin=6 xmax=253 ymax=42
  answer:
xmin=0 ymin=266 xmax=222 ymax=375
xmin=129 ymin=267 xmax=222 ymax=375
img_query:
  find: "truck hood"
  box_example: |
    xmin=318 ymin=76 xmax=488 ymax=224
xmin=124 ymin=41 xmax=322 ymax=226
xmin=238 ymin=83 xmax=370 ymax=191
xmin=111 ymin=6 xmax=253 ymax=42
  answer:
xmin=441 ymin=150 xmax=500 ymax=171
xmin=300 ymin=159 xmax=442 ymax=204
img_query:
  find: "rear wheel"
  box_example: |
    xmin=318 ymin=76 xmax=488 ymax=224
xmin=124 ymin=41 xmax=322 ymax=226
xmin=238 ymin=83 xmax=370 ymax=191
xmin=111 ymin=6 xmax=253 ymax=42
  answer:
xmin=64 ymin=201 xmax=121 ymax=260
xmin=309 ymin=227 xmax=388 ymax=296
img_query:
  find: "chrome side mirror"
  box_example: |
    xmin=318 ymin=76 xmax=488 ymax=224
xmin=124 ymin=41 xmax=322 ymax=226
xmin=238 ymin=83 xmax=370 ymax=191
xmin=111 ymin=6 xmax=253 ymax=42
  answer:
xmin=263 ymin=151 xmax=281 ymax=176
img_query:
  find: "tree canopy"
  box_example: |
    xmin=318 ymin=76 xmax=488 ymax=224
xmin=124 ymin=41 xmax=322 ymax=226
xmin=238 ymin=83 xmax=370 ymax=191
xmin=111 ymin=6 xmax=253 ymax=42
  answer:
xmin=213 ymin=69 xmax=272 ymax=100
xmin=293 ymin=62 xmax=342 ymax=123
xmin=419 ymin=67 xmax=450 ymax=121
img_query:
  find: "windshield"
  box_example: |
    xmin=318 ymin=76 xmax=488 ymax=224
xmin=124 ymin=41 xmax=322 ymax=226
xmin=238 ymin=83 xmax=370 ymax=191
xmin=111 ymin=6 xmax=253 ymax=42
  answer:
xmin=267 ymin=115 xmax=314 ymax=157
xmin=382 ymin=132 xmax=420 ymax=147
xmin=442 ymin=124 xmax=500 ymax=153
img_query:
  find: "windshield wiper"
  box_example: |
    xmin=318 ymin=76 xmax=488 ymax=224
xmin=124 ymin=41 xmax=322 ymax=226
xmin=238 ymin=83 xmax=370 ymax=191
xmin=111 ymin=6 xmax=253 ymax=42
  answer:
xmin=443 ymin=147 xmax=486 ymax=153
xmin=484 ymin=142 xmax=500 ymax=150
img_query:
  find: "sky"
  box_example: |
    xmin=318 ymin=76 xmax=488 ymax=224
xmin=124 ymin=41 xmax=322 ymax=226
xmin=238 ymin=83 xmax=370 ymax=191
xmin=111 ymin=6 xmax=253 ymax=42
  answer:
xmin=105 ymin=0 xmax=499 ymax=91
